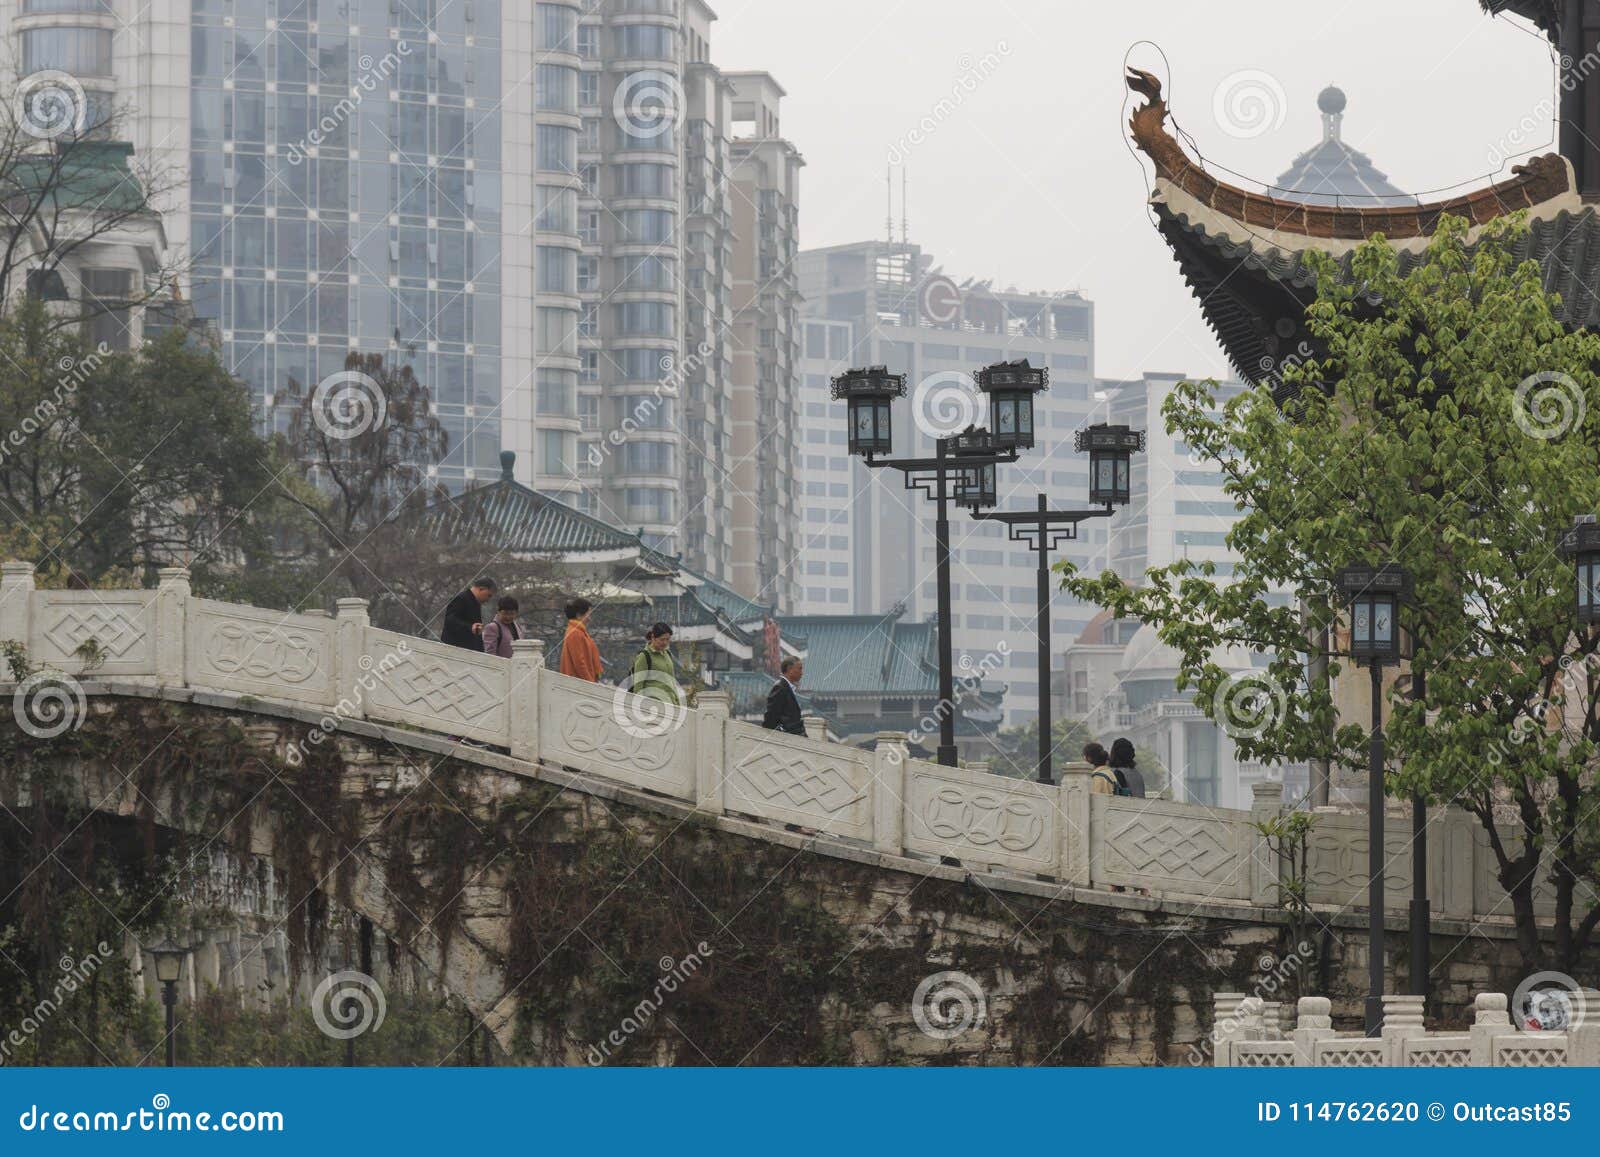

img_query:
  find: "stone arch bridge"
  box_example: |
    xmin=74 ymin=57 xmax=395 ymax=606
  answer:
xmin=0 ymin=564 xmax=1570 ymax=1062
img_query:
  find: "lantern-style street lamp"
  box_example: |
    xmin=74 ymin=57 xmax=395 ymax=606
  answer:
xmin=149 ymin=939 xmax=187 ymax=1068
xmin=833 ymin=367 xmax=1021 ymax=766
xmin=1076 ymin=424 xmax=1145 ymax=506
xmin=1560 ymin=515 xmax=1600 ymax=624
xmin=975 ymin=358 xmax=1048 ymax=450
xmin=949 ymin=427 xmax=1000 ymax=510
xmin=1337 ymin=562 xmax=1410 ymax=1037
xmin=831 ymin=365 xmax=905 ymax=457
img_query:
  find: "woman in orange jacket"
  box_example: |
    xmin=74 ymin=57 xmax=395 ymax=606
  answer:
xmin=558 ymin=596 xmax=603 ymax=681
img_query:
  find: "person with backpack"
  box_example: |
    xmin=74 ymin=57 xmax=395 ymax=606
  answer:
xmin=481 ymin=596 xmax=523 ymax=657
xmin=1110 ymin=737 xmax=1147 ymax=799
xmin=630 ymin=622 xmax=681 ymax=706
xmin=1082 ymin=741 xmax=1123 ymax=796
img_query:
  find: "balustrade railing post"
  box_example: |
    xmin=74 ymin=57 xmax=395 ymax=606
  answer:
xmin=694 ymin=689 xmax=730 ymax=815
xmin=1380 ymin=993 xmax=1426 ymax=1065
xmin=0 ymin=561 xmax=35 ymax=654
xmin=1057 ymin=760 xmax=1093 ymax=887
xmin=801 ymin=714 xmax=827 ymax=742
xmin=1469 ymin=991 xmax=1509 ymax=1066
xmin=1211 ymin=992 xmax=1246 ymax=1067
xmin=508 ymin=638 xmax=544 ymax=761
xmin=1249 ymin=780 xmax=1286 ymax=906
xmin=1292 ymin=996 xmax=1335 ymax=1065
xmin=1570 ymin=989 xmax=1600 ymax=1066
xmin=334 ymin=598 xmax=370 ymax=720
xmin=155 ymin=567 xmax=191 ymax=685
xmin=872 ymin=731 xmax=907 ymax=855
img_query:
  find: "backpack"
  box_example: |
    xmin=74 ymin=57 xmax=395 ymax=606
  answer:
xmin=1094 ymin=769 xmax=1131 ymax=797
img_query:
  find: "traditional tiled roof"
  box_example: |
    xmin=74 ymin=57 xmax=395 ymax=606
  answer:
xmin=10 ymin=141 xmax=149 ymax=214
xmin=421 ymin=451 xmax=663 ymax=563
xmin=1481 ymin=1 xmax=1557 ymax=36
xmin=1273 ymin=88 xmax=1407 ymax=208
xmin=1123 ymin=68 xmax=1594 ymax=386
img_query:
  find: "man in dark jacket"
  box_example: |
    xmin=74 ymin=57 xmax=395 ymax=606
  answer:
xmin=440 ymin=577 xmax=497 ymax=650
xmin=762 ymin=657 xmax=805 ymax=735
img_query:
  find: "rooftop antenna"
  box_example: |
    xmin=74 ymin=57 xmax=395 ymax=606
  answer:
xmin=901 ymin=166 xmax=909 ymax=244
xmin=886 ymin=164 xmax=894 ymax=244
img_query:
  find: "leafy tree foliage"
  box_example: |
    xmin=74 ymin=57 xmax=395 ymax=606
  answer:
xmin=1059 ymin=215 xmax=1600 ymax=971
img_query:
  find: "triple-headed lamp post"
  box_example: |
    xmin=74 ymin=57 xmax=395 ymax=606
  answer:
xmin=832 ymin=364 xmax=1028 ymax=766
xmin=969 ymin=411 xmax=1144 ymax=784
xmin=1337 ymin=563 xmax=1409 ymax=1037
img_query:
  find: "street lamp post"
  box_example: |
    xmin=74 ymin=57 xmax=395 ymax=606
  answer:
xmin=1337 ymin=563 xmax=1409 ymax=1037
xmin=150 ymin=941 xmax=186 ymax=1068
xmin=833 ymin=366 xmax=1023 ymax=766
xmin=968 ymin=418 xmax=1144 ymax=785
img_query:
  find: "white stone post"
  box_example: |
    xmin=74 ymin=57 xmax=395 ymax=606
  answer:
xmin=1435 ymin=806 xmax=1475 ymax=919
xmin=0 ymin=561 xmax=35 ymax=655
xmin=694 ymin=689 xmax=730 ymax=815
xmin=508 ymin=638 xmax=544 ymax=761
xmin=155 ymin=567 xmax=191 ymax=685
xmin=1380 ymin=993 xmax=1426 ymax=1065
xmin=1292 ymin=996 xmax=1336 ymax=1065
xmin=801 ymin=714 xmax=827 ymax=742
xmin=1212 ymin=992 xmax=1246 ymax=1067
xmin=1569 ymin=989 xmax=1600 ymax=1066
xmin=1249 ymin=780 xmax=1285 ymax=906
xmin=334 ymin=598 xmax=370 ymax=720
xmin=872 ymin=731 xmax=908 ymax=856
xmin=1469 ymin=991 xmax=1509 ymax=1066
xmin=1057 ymin=760 xmax=1093 ymax=887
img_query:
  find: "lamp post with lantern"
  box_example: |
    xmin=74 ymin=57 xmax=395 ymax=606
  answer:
xmin=969 ymin=420 xmax=1144 ymax=785
xmin=831 ymin=365 xmax=1027 ymax=766
xmin=1337 ymin=562 xmax=1409 ymax=1036
xmin=149 ymin=940 xmax=187 ymax=1068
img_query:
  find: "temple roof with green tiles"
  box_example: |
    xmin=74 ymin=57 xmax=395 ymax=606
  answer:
xmin=8 ymin=141 xmax=150 ymax=214
xmin=720 ymin=604 xmax=1003 ymax=746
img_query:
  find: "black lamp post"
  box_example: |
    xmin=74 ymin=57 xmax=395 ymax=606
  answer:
xmin=1078 ymin=424 xmax=1144 ymax=506
xmin=1337 ymin=562 xmax=1409 ymax=1037
xmin=834 ymin=366 xmax=1022 ymax=766
xmin=150 ymin=940 xmax=186 ymax=1068
xmin=971 ymin=424 xmax=1144 ymax=784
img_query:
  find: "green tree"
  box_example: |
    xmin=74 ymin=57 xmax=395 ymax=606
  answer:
xmin=1059 ymin=214 xmax=1600 ymax=972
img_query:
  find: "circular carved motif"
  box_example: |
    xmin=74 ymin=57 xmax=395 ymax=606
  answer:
xmin=205 ymin=621 xmax=321 ymax=684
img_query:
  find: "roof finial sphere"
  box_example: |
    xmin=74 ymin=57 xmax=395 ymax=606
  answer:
xmin=1317 ymin=85 xmax=1346 ymax=116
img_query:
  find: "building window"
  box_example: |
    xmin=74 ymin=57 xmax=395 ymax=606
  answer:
xmin=535 ymin=63 xmax=577 ymax=112
xmin=536 ymin=4 xmax=577 ymax=53
xmin=536 ymin=124 xmax=577 ymax=174
xmin=537 ymin=246 xmax=577 ymax=294
xmin=22 ymin=27 xmax=113 ymax=75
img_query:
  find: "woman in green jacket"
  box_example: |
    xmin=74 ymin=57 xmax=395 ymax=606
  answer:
xmin=630 ymin=622 xmax=681 ymax=705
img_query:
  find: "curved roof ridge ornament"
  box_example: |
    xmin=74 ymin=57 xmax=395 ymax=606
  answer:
xmin=1124 ymin=66 xmax=1576 ymax=241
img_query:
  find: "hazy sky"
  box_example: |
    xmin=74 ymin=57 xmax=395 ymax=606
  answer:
xmin=712 ymin=0 xmax=1555 ymax=380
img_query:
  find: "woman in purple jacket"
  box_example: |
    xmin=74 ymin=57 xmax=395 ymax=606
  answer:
xmin=481 ymin=596 xmax=523 ymax=657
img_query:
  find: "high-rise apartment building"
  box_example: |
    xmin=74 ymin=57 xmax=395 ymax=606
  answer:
xmin=726 ymin=71 xmax=801 ymax=610
xmin=5 ymin=0 xmax=800 ymax=570
xmin=796 ymin=239 xmax=1101 ymax=726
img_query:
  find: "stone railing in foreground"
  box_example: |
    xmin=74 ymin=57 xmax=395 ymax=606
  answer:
xmin=1214 ymin=992 xmax=1600 ymax=1067
xmin=0 ymin=562 xmax=1582 ymax=920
